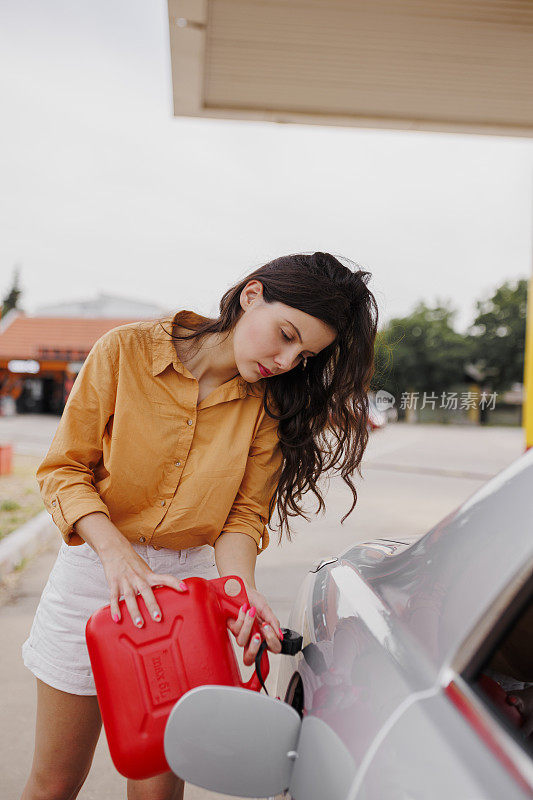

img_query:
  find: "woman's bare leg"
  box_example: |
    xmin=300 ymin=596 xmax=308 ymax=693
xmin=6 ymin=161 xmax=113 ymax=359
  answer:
xmin=20 ymin=678 xmax=102 ymax=800
xmin=127 ymin=772 xmax=184 ymax=800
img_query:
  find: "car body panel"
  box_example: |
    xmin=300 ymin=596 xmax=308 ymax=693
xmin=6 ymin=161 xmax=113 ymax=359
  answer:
xmin=361 ymin=450 xmax=533 ymax=671
xmin=354 ymin=690 xmax=531 ymax=800
xmin=288 ymin=715 xmax=355 ymax=800
xmin=276 ymin=448 xmax=533 ymax=798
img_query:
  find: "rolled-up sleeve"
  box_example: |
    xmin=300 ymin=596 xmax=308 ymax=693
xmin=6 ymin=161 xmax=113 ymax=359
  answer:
xmin=218 ymin=406 xmax=283 ymax=554
xmin=36 ymin=333 xmax=118 ymax=545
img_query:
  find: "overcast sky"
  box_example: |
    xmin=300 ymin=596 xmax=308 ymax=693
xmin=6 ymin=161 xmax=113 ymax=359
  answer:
xmin=1 ymin=0 xmax=532 ymax=333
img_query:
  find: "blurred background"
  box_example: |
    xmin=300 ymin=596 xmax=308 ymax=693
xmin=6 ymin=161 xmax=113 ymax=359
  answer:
xmin=0 ymin=0 xmax=531 ymax=423
xmin=1 ymin=0 xmax=532 ymax=540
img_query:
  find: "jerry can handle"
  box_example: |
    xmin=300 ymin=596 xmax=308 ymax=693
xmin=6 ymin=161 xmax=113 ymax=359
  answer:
xmin=211 ymin=575 xmax=270 ymax=692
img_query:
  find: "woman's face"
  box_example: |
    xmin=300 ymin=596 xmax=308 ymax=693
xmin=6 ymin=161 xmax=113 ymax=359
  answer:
xmin=233 ymin=280 xmax=337 ymax=382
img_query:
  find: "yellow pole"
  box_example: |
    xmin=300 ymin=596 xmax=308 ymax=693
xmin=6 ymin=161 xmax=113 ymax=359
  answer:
xmin=467 ymin=383 xmax=480 ymax=424
xmin=524 ymin=274 xmax=533 ymax=450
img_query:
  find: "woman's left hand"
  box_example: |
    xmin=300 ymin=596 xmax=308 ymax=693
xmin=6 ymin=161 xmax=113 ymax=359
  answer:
xmin=227 ymin=585 xmax=283 ymax=666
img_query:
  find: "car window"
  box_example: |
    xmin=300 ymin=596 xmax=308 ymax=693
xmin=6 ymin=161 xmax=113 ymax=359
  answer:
xmin=469 ymin=584 xmax=533 ymax=759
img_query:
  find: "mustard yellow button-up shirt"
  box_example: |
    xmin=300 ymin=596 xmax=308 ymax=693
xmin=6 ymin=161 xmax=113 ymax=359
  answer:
xmin=37 ymin=311 xmax=283 ymax=554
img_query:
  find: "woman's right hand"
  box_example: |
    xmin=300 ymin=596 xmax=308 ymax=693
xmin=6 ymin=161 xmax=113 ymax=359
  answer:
xmin=74 ymin=511 xmax=188 ymax=627
xmin=98 ymin=535 xmax=188 ymax=627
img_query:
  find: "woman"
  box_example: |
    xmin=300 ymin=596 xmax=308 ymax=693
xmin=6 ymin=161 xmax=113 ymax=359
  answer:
xmin=20 ymin=251 xmax=378 ymax=800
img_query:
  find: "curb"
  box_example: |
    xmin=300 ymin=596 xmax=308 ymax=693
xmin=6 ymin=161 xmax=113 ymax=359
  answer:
xmin=0 ymin=510 xmax=56 ymax=582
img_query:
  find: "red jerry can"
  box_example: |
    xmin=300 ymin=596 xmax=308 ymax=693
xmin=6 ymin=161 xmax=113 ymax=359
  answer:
xmin=86 ymin=575 xmax=269 ymax=780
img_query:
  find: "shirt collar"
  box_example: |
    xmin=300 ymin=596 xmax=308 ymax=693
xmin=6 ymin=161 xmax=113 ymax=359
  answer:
xmin=151 ymin=310 xmax=252 ymax=401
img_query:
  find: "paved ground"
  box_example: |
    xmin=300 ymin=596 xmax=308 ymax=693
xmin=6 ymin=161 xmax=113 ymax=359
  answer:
xmin=0 ymin=416 xmax=526 ymax=799
xmin=0 ymin=414 xmax=60 ymax=458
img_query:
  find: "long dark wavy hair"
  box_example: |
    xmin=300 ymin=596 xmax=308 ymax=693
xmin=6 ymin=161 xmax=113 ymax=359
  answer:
xmin=164 ymin=252 xmax=378 ymax=543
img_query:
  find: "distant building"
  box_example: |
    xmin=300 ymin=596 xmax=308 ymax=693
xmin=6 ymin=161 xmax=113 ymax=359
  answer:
xmin=0 ymin=295 xmax=170 ymax=414
xmin=34 ymin=291 xmax=168 ymax=319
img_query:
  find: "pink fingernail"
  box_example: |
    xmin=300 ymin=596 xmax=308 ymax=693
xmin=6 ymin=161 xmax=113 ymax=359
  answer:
xmin=248 ymin=606 xmax=256 ymax=618
xmin=179 ymin=581 xmax=188 ymax=591
xmin=240 ymin=603 xmax=248 ymax=614
xmin=254 ymin=633 xmax=261 ymax=641
xmin=279 ymin=628 xmax=284 ymax=640
xmin=112 ymin=613 xmax=119 ymax=623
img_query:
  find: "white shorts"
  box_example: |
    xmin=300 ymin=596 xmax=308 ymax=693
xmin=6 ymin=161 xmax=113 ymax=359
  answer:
xmin=21 ymin=540 xmax=218 ymax=695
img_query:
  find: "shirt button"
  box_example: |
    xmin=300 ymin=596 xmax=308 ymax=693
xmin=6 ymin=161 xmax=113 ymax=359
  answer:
xmin=175 ymin=460 xmax=181 ymax=467
xmin=139 ymin=536 xmax=146 ymax=543
xmin=52 ymin=500 xmax=57 ymax=507
xmin=187 ymin=418 xmax=193 ymax=425
xmin=160 ymin=500 xmax=165 ymax=507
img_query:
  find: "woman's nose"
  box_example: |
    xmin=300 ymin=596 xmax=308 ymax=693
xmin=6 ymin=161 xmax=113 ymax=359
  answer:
xmin=274 ymin=352 xmax=298 ymax=371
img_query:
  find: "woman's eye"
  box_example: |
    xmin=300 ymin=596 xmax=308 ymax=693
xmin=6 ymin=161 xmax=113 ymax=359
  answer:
xmin=281 ymin=330 xmax=307 ymax=361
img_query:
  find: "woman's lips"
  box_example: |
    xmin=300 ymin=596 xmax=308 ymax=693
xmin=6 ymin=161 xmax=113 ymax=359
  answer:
xmin=258 ymin=363 xmax=272 ymax=377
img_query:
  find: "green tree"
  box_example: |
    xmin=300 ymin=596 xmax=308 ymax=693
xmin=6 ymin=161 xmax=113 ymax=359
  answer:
xmin=373 ymin=301 xmax=471 ymax=400
xmin=1 ymin=267 xmax=22 ymax=318
xmin=468 ymin=279 xmax=527 ymax=392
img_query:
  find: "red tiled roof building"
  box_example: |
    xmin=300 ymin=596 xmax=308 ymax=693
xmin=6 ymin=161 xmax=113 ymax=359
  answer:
xmin=0 ymin=313 xmax=147 ymax=414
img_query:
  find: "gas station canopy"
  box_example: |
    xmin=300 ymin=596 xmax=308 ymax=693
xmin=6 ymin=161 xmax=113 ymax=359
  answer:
xmin=167 ymin=0 xmax=533 ymax=449
xmin=168 ymin=0 xmax=533 ymax=137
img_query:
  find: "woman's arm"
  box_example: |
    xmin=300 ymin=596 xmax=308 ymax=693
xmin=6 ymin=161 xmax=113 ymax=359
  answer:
xmin=37 ymin=334 xmax=117 ymax=545
xmin=214 ymin=530 xmax=257 ymax=589
xmin=75 ymin=511 xmax=125 ymax=555
xmin=75 ymin=511 xmax=188 ymax=626
xmin=214 ymin=407 xmax=283 ymax=661
xmin=215 ymin=531 xmax=282 ymax=661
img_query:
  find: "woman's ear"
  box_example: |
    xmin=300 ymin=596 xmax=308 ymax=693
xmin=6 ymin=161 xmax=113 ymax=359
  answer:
xmin=240 ymin=280 xmax=264 ymax=310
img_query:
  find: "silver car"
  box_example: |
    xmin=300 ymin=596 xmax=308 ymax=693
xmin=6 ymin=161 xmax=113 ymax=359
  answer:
xmin=165 ymin=447 xmax=533 ymax=799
